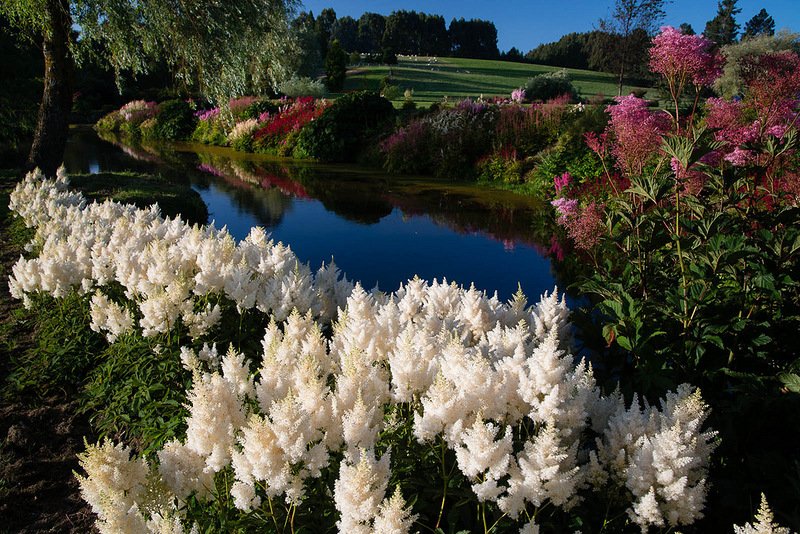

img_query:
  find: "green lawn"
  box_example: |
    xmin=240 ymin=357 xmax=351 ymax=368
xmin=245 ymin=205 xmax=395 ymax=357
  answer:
xmin=341 ymin=56 xmax=653 ymax=105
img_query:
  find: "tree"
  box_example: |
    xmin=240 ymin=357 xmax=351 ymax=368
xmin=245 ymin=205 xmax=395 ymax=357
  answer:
xmin=1 ymin=0 xmax=298 ymax=177
xmin=383 ymin=10 xmax=424 ymax=55
xmin=596 ymin=0 xmax=668 ymax=94
xmin=526 ymin=32 xmax=595 ymax=70
xmin=324 ymin=39 xmax=348 ymax=90
xmin=743 ymin=8 xmax=775 ymax=39
xmin=420 ymin=14 xmax=450 ymax=57
xmin=501 ymin=47 xmax=525 ymax=62
xmin=705 ymin=0 xmax=741 ymax=46
xmin=292 ymin=11 xmax=323 ymax=77
xmin=331 ymin=16 xmax=359 ymax=53
xmin=357 ymin=13 xmax=385 ymax=54
xmin=680 ymin=23 xmax=696 ymax=35
xmin=315 ymin=7 xmax=337 ymax=58
xmin=449 ymin=18 xmax=499 ymax=59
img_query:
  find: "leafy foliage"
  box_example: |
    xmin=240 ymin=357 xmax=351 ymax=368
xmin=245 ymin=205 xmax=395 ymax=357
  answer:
xmin=294 ymin=91 xmax=395 ymax=162
xmin=525 ymin=71 xmax=578 ymax=102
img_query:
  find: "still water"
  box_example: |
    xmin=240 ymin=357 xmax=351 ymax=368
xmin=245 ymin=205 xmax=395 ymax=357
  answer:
xmin=63 ymin=126 xmax=570 ymax=302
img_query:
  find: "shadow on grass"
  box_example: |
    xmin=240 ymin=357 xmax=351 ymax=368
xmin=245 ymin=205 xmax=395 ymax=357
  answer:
xmin=70 ymin=171 xmax=208 ymax=226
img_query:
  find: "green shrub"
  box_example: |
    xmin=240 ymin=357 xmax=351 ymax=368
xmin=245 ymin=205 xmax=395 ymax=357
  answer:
xmin=294 ymin=91 xmax=395 ymax=162
xmin=95 ymin=110 xmax=125 ymax=132
xmin=3 ymin=292 xmax=103 ymax=397
xmin=153 ymin=99 xmax=196 ymax=140
xmin=191 ymin=118 xmax=228 ymax=146
xmin=278 ymin=76 xmax=327 ymax=98
xmin=81 ymin=336 xmax=190 ymax=456
xmin=243 ymin=99 xmax=278 ymax=121
xmin=525 ymin=70 xmax=578 ymax=102
xmin=476 ymin=154 xmax=525 ymax=184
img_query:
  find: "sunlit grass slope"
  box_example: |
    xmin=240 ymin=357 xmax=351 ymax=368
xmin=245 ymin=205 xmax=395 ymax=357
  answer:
xmin=341 ymin=56 xmax=653 ymax=104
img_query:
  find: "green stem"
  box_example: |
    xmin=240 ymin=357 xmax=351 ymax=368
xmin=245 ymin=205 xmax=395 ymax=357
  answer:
xmin=435 ymin=439 xmax=448 ymax=530
xmin=675 ymin=186 xmax=689 ymax=329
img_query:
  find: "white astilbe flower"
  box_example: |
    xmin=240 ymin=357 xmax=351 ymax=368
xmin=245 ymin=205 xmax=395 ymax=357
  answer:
xmin=413 ymin=372 xmax=464 ymax=443
xmin=373 ymin=486 xmax=418 ymax=534
xmin=157 ymin=441 xmax=214 ymax=501
xmin=530 ymin=288 xmax=571 ymax=347
xmin=76 ymin=440 xmax=150 ymax=534
xmin=146 ymin=512 xmax=196 ymax=534
xmin=518 ymin=329 xmax=595 ymax=440
xmin=221 ymin=345 xmax=255 ymax=398
xmin=387 ymin=323 xmax=441 ymax=403
xmin=334 ymin=448 xmax=391 ymax=533
xmin=499 ymin=425 xmax=582 ymax=517
xmin=519 ymin=521 xmax=540 ymax=534
xmin=313 ymin=260 xmax=354 ymax=323
xmin=342 ymin=394 xmax=382 ymax=453
xmin=268 ymin=394 xmax=328 ymax=478
xmin=90 ymin=292 xmax=134 ymax=342
xmin=228 ymin=118 xmax=259 ymax=143
xmin=184 ymin=372 xmax=247 ymax=473
xmin=231 ymin=415 xmax=285 ymax=505
xmin=454 ymin=419 xmax=513 ymax=502
xmin=182 ymin=303 xmax=222 ymax=339
xmin=330 ymin=284 xmax=385 ymax=363
xmin=457 ymin=284 xmax=496 ymax=342
xmin=733 ymin=494 xmax=792 ymax=534
xmin=624 ymin=386 xmax=717 ymax=530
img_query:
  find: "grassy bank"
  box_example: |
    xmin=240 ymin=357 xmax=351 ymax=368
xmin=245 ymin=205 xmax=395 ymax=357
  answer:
xmin=341 ymin=56 xmax=653 ymax=104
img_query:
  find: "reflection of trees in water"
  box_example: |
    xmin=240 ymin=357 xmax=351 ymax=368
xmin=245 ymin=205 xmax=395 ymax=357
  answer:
xmin=194 ymin=154 xmax=293 ymax=229
xmin=286 ymin=166 xmax=394 ymax=225
xmin=87 ymin=129 xmax=585 ymax=288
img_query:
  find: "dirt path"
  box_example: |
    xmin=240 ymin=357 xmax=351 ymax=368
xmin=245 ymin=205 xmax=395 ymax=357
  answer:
xmin=0 ymin=172 xmax=96 ymax=533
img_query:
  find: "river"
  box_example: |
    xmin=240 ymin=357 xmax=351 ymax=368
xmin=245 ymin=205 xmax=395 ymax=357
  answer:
xmin=63 ymin=126 xmax=574 ymax=302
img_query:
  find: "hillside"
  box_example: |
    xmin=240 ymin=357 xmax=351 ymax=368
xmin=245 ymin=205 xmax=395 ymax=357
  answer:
xmin=341 ymin=56 xmax=654 ymax=104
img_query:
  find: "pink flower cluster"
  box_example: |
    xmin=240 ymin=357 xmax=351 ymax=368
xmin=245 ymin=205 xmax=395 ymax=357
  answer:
xmin=552 ymin=199 xmax=605 ymax=251
xmin=511 ymin=88 xmax=526 ymax=104
xmin=649 ymin=26 xmax=722 ymax=88
xmin=607 ymin=96 xmax=670 ymax=177
xmin=195 ymin=108 xmax=220 ymax=122
xmin=554 ymin=172 xmax=571 ymax=195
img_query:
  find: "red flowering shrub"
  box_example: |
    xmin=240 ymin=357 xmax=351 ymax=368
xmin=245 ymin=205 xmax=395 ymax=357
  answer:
xmin=252 ymin=97 xmax=329 ymax=151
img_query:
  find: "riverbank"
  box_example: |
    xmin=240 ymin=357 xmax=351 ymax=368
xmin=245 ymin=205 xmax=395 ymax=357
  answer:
xmin=0 ymin=168 xmax=207 ymax=532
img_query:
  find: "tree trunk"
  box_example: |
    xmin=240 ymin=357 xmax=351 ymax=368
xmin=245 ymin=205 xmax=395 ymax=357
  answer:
xmin=27 ymin=0 xmax=73 ymax=178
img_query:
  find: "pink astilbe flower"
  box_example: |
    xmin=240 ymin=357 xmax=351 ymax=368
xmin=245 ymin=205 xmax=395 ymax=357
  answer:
xmin=584 ymin=132 xmax=609 ymax=158
xmin=650 ymin=27 xmax=722 ymax=88
xmin=551 ymin=198 xmax=578 ymax=221
xmin=553 ymin=172 xmax=571 ymax=195
xmin=195 ymin=107 xmax=220 ymax=121
xmin=607 ymin=96 xmax=670 ymax=177
xmin=511 ymin=88 xmax=526 ymax=103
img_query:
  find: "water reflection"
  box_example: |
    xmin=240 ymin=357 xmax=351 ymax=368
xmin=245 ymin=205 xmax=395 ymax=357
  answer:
xmin=66 ymin=126 xmax=573 ymax=301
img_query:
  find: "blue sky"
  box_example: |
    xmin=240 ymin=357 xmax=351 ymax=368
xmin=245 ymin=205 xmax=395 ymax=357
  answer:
xmin=298 ymin=0 xmax=800 ymax=52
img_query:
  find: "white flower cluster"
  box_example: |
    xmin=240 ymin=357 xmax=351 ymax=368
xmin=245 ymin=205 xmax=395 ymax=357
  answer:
xmin=8 ymin=169 xmax=353 ymax=340
xmin=227 ymin=118 xmax=259 ymax=144
xmin=14 ymin=170 xmax=717 ymax=532
xmin=733 ymin=494 xmax=793 ymax=534
xmin=77 ymin=280 xmax=715 ymax=533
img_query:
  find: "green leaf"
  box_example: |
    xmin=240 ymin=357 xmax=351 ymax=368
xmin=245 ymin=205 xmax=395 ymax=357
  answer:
xmin=616 ymin=335 xmax=633 ymax=351
xmin=778 ymin=373 xmax=800 ymax=393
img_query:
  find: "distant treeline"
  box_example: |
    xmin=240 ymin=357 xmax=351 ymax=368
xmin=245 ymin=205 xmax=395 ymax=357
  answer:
xmin=525 ymin=30 xmax=650 ymax=72
xmin=296 ymin=9 xmax=501 ymax=60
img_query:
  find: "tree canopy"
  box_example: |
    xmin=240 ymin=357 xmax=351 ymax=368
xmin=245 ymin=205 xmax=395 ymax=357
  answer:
xmin=743 ymin=8 xmax=775 ymax=39
xmin=1 ymin=0 xmax=299 ymax=175
xmin=705 ymin=0 xmax=741 ymax=46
